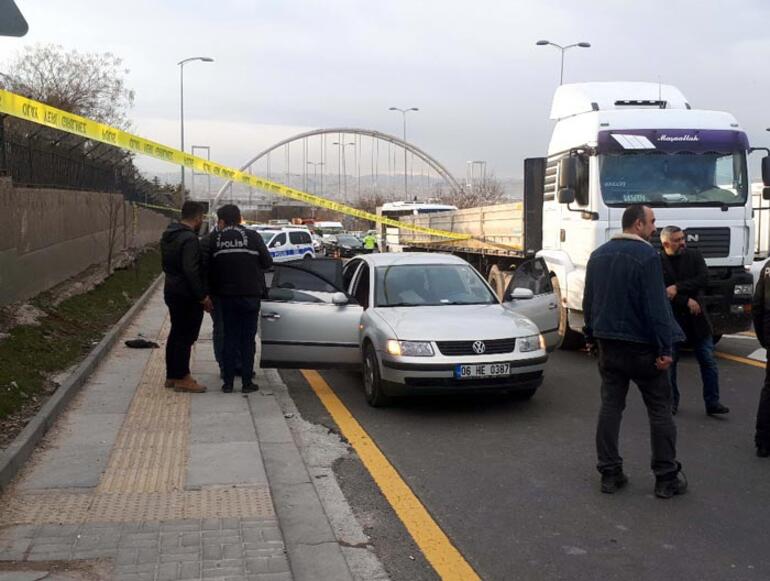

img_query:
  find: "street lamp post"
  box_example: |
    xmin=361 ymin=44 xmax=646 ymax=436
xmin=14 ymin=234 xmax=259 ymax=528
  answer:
xmin=307 ymin=161 xmax=324 ymax=196
xmin=535 ymin=40 xmax=591 ymax=85
xmin=389 ymin=107 xmax=419 ymax=199
xmin=178 ymin=56 xmax=214 ymax=199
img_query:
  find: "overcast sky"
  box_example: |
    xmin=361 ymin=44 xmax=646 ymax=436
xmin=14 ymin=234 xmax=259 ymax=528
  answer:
xmin=2 ymin=0 xmax=769 ymax=182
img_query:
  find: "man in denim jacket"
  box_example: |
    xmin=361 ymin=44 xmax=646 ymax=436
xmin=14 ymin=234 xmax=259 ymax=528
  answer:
xmin=583 ymin=205 xmax=687 ymax=499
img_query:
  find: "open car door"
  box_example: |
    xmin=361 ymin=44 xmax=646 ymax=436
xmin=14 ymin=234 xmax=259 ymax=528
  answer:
xmin=503 ymin=257 xmax=561 ymax=351
xmin=260 ymin=259 xmax=364 ymax=369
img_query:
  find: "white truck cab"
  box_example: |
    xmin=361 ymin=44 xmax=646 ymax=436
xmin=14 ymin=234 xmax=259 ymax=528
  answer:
xmin=537 ymin=82 xmax=769 ymax=343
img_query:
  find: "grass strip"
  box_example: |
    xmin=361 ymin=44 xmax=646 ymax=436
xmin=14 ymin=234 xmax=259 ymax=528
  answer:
xmin=0 ymin=247 xmax=161 ymax=421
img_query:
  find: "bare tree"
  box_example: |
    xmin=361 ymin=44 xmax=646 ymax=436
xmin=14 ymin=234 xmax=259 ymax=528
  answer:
xmin=103 ymin=195 xmax=124 ymax=275
xmin=438 ymin=175 xmax=506 ymax=209
xmin=0 ymin=44 xmax=135 ymax=129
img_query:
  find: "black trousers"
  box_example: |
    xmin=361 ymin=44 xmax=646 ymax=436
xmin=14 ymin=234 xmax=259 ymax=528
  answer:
xmin=596 ymin=339 xmax=678 ymax=477
xmin=755 ymin=361 xmax=770 ymax=447
xmin=219 ymin=296 xmax=261 ymax=385
xmin=164 ymin=293 xmax=204 ymax=380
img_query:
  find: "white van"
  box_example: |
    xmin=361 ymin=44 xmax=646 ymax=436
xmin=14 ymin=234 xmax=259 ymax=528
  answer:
xmin=252 ymin=227 xmax=316 ymax=262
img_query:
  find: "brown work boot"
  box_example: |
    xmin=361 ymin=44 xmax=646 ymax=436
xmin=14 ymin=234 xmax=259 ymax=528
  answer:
xmin=164 ymin=379 xmax=176 ymax=388
xmin=173 ymin=376 xmax=207 ymax=393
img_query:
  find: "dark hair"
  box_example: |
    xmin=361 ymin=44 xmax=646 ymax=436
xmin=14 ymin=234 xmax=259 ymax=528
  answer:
xmin=181 ymin=201 xmax=205 ymax=220
xmin=217 ymin=204 xmax=241 ymax=226
xmin=621 ymin=204 xmax=648 ymax=230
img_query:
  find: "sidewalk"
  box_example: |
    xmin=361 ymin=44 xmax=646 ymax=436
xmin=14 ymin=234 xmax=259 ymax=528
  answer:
xmin=0 ymin=286 xmax=352 ymax=581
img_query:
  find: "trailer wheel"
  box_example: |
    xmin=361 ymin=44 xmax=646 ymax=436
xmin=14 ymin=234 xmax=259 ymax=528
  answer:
xmin=488 ymin=265 xmax=505 ymax=300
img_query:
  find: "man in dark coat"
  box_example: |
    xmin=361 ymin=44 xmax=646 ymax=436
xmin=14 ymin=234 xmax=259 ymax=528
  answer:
xmin=584 ymin=205 xmax=687 ymax=499
xmin=752 ymin=260 xmax=770 ymax=457
xmin=160 ymin=201 xmax=212 ymax=393
xmin=660 ymin=225 xmax=729 ymax=416
xmin=208 ymin=204 xmax=273 ymax=393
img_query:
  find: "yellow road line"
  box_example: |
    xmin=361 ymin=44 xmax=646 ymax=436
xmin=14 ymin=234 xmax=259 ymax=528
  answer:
xmin=300 ymin=369 xmax=480 ymax=581
xmin=715 ymin=351 xmax=765 ymax=369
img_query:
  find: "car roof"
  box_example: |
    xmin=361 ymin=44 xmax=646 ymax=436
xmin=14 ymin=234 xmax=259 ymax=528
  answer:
xmin=359 ymin=252 xmax=468 ymax=267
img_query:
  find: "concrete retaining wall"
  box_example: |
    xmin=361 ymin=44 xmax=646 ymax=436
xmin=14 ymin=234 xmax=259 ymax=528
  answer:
xmin=0 ymin=177 xmax=168 ymax=306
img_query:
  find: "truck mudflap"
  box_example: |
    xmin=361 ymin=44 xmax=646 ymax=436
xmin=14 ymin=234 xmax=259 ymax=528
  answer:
xmin=704 ymin=267 xmax=754 ymax=336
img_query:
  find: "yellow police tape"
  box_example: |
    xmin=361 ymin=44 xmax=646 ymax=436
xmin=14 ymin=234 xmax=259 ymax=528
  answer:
xmin=0 ymin=89 xmax=470 ymax=241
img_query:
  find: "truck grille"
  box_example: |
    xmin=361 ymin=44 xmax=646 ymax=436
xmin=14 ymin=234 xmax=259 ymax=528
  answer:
xmin=652 ymin=227 xmax=730 ymax=258
xmin=435 ymin=338 xmax=516 ymax=356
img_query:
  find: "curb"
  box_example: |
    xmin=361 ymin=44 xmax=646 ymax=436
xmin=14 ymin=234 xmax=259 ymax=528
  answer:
xmin=249 ymin=384 xmax=355 ymax=581
xmin=0 ymin=274 xmax=164 ymax=492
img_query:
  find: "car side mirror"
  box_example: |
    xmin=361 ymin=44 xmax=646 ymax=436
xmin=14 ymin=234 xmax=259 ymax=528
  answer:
xmin=507 ymin=288 xmax=534 ymax=301
xmin=332 ymin=292 xmax=349 ymax=305
xmin=764 ymin=187 xmax=770 ymax=201
xmin=762 ymin=155 xmax=770 ymax=187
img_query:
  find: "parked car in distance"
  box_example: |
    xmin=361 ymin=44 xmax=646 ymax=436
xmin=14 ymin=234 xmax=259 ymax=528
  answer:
xmin=324 ymin=233 xmax=365 ymax=258
xmin=251 ymin=226 xmax=315 ymax=262
xmin=259 ymin=253 xmax=560 ymax=406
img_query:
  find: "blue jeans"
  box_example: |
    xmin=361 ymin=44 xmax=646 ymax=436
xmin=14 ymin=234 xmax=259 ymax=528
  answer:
xmin=219 ymin=296 xmax=260 ymax=386
xmin=670 ymin=335 xmax=721 ymax=409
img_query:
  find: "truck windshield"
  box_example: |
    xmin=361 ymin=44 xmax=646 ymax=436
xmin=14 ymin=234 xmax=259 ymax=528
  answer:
xmin=599 ymin=151 xmax=748 ymax=207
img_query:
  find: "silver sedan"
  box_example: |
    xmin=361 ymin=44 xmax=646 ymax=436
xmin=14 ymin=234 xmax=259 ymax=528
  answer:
xmin=259 ymin=253 xmax=560 ymax=406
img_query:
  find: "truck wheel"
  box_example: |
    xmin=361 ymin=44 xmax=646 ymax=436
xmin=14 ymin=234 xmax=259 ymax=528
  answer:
xmin=560 ymin=316 xmax=586 ymax=351
xmin=488 ymin=265 xmax=505 ymax=300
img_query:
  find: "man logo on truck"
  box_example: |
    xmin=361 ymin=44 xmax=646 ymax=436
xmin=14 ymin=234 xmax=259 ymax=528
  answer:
xmin=686 ymin=233 xmax=700 ymax=243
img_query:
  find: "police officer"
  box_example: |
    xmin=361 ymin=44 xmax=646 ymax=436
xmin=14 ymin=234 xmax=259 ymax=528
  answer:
xmin=209 ymin=204 xmax=273 ymax=393
xmin=363 ymin=231 xmax=377 ymax=253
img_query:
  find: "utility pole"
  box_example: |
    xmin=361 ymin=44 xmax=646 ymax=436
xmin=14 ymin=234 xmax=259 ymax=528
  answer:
xmin=389 ymin=107 xmax=419 ymax=199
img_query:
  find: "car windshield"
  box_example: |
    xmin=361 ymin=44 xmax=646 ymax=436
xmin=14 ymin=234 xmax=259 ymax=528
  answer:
xmin=256 ymin=231 xmax=277 ymax=245
xmin=337 ymin=235 xmax=362 ymax=246
xmin=599 ymin=151 xmax=748 ymax=207
xmin=375 ymin=264 xmax=497 ymax=307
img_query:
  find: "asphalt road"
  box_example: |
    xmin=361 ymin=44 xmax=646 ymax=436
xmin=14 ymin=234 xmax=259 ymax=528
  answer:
xmin=281 ymin=335 xmax=770 ymax=581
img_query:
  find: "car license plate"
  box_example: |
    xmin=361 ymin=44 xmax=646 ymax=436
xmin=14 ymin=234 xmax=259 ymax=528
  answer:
xmin=455 ymin=362 xmax=511 ymax=379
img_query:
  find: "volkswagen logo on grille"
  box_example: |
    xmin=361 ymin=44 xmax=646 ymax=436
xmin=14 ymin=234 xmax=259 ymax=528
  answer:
xmin=472 ymin=341 xmax=486 ymax=354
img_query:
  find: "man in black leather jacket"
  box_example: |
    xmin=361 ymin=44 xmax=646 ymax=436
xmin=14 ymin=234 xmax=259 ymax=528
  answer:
xmin=160 ymin=201 xmax=211 ymax=393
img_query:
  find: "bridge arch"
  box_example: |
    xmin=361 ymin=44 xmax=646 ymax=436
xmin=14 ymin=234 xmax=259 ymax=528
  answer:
xmin=212 ymin=127 xmax=463 ymax=206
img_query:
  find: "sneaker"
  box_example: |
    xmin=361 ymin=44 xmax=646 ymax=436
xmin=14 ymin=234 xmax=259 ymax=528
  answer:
xmin=601 ymin=470 xmax=628 ymax=494
xmin=173 ymin=377 xmax=207 ymax=393
xmin=654 ymin=463 xmax=688 ymax=499
xmin=222 ymin=384 xmax=234 ymax=394
xmin=757 ymin=445 xmax=770 ymax=458
xmin=706 ymin=403 xmax=730 ymax=416
xmin=242 ymin=382 xmax=259 ymax=394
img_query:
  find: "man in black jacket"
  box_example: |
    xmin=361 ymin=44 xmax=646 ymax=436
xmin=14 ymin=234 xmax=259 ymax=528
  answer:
xmin=660 ymin=225 xmax=729 ymax=416
xmin=209 ymin=204 xmax=273 ymax=393
xmin=752 ymin=260 xmax=770 ymax=457
xmin=160 ymin=201 xmax=212 ymax=393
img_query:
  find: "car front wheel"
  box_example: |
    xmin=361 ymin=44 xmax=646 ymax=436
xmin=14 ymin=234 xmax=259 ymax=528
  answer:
xmin=363 ymin=343 xmax=391 ymax=407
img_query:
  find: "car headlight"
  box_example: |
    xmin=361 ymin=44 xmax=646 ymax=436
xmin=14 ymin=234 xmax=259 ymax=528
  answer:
xmin=734 ymin=283 xmax=753 ymax=296
xmin=386 ymin=339 xmax=434 ymax=357
xmin=518 ymin=334 xmax=544 ymax=353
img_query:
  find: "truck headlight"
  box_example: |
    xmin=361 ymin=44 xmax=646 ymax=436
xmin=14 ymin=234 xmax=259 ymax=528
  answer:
xmin=734 ymin=283 xmax=753 ymax=297
xmin=518 ymin=334 xmax=544 ymax=353
xmin=386 ymin=340 xmax=434 ymax=357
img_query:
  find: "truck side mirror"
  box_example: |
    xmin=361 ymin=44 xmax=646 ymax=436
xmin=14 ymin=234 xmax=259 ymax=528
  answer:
xmin=558 ymin=157 xmax=577 ymax=204
xmin=557 ymin=188 xmax=576 ymax=204
xmin=762 ymin=156 xmax=770 ymax=187
xmin=763 ymin=187 xmax=770 ymax=201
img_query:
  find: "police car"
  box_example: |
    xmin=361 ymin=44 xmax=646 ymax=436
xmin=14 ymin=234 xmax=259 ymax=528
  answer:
xmin=250 ymin=226 xmax=316 ymax=262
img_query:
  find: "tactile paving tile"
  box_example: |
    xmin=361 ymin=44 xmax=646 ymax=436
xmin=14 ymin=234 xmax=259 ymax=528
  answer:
xmin=97 ymin=322 xmax=190 ymax=494
xmin=0 ymin=486 xmax=275 ymax=524
xmin=0 ymin=317 xmax=277 ymax=527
